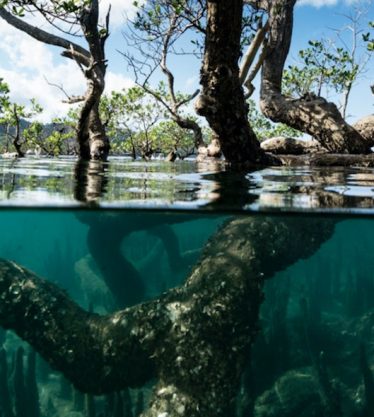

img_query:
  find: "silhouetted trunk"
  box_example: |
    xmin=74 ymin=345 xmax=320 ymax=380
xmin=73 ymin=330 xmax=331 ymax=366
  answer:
xmin=196 ymin=0 xmax=270 ymax=165
xmin=260 ymin=0 xmax=371 ymax=153
xmin=12 ymin=105 xmax=24 ymax=157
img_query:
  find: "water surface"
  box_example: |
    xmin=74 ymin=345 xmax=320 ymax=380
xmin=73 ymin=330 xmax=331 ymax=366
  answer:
xmin=1 ymin=157 xmax=374 ymax=213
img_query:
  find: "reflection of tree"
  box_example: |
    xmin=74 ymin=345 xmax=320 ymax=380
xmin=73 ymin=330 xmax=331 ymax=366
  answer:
xmin=201 ymin=169 xmax=258 ymax=210
xmin=253 ymin=167 xmax=374 ymax=210
xmin=74 ymin=160 xmax=108 ymax=204
xmin=0 ymin=215 xmax=335 ymax=416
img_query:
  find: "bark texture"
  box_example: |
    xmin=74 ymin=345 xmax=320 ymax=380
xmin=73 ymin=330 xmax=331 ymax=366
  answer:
xmin=196 ymin=0 xmax=271 ymax=165
xmin=260 ymin=137 xmax=325 ymax=155
xmin=75 ymin=0 xmax=110 ymax=160
xmin=0 ymin=215 xmax=335 ymax=416
xmin=260 ymin=0 xmax=370 ymax=154
xmin=353 ymin=115 xmax=374 ymax=144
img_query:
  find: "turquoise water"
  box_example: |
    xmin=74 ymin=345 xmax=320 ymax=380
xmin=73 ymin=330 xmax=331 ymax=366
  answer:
xmin=0 ymin=159 xmax=374 ymax=417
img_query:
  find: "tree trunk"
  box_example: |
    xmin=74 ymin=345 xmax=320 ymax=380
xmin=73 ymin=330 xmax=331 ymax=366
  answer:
xmin=174 ymin=117 xmax=205 ymax=149
xmin=13 ymin=105 xmax=24 ymax=157
xmin=195 ymin=0 xmax=271 ymax=165
xmin=260 ymin=0 xmax=371 ymax=154
xmin=0 ymin=215 xmax=335 ymax=416
xmin=77 ymin=80 xmax=109 ymax=160
xmin=77 ymin=0 xmax=110 ymax=160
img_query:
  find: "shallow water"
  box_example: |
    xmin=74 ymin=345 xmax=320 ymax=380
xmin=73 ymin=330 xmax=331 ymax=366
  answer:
xmin=2 ymin=157 xmax=374 ymax=213
xmin=0 ymin=158 xmax=373 ymax=417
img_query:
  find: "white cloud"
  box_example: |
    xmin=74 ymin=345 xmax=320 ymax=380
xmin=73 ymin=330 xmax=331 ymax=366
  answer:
xmin=0 ymin=19 xmax=83 ymax=121
xmin=100 ymin=0 xmax=143 ymax=29
xmin=297 ymin=0 xmax=337 ymax=6
xmin=106 ymin=72 xmax=134 ymax=93
xmin=297 ymin=0 xmax=359 ymax=6
xmin=0 ymin=18 xmax=133 ymax=122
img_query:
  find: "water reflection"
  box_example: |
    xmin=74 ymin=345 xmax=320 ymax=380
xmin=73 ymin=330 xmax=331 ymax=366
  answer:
xmin=0 ymin=157 xmax=374 ymax=212
xmin=74 ymin=160 xmax=108 ymax=204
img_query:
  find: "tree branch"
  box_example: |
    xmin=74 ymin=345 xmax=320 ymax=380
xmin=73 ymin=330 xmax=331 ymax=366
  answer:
xmin=176 ymin=89 xmax=200 ymax=110
xmin=244 ymin=42 xmax=268 ymax=98
xmin=244 ymin=0 xmax=269 ymax=10
xmin=259 ymin=0 xmax=370 ymax=153
xmin=44 ymin=76 xmax=85 ymax=104
xmin=0 ymin=260 xmax=158 ymax=393
xmin=0 ymin=7 xmax=90 ymax=60
xmin=239 ymin=20 xmax=269 ymax=84
xmin=61 ymin=47 xmax=91 ymax=68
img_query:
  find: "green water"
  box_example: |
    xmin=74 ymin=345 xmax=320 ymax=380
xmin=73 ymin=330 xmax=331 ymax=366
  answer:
xmin=1 ymin=158 xmax=374 ymax=417
xmin=0 ymin=210 xmax=373 ymax=417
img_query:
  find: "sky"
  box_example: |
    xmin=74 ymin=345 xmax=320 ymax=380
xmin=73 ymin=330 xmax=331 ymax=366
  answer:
xmin=0 ymin=0 xmax=373 ymax=123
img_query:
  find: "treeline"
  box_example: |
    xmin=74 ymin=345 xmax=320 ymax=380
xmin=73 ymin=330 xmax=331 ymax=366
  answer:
xmin=0 ymin=82 xmax=299 ymax=159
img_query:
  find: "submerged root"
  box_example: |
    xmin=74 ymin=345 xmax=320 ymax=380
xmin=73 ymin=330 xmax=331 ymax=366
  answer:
xmin=0 ymin=216 xmax=336 ymax=416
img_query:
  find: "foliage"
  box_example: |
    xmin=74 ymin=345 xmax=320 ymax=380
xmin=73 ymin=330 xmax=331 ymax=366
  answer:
xmin=0 ymin=78 xmax=10 ymax=112
xmin=37 ymin=109 xmax=80 ymax=156
xmin=283 ymin=39 xmax=360 ymax=98
xmin=100 ymin=87 xmax=165 ymax=157
xmin=247 ymin=99 xmax=302 ymax=141
xmin=148 ymin=120 xmax=195 ymax=157
xmin=24 ymin=122 xmax=74 ymax=156
xmin=365 ymin=21 xmax=374 ymax=51
xmin=283 ymin=11 xmax=373 ymax=118
xmin=0 ymin=80 xmax=75 ymax=155
xmin=100 ymin=86 xmax=204 ymax=158
xmin=1 ymin=0 xmax=93 ymax=21
xmin=132 ymin=0 xmax=205 ymax=55
xmin=0 ymin=94 xmax=43 ymax=153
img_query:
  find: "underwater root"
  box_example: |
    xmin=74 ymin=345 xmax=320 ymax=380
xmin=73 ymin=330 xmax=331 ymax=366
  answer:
xmin=82 ymin=212 xmax=196 ymax=308
xmin=0 ymin=216 xmax=335 ymax=417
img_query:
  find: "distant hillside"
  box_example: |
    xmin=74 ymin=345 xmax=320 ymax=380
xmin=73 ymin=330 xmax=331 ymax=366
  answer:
xmin=0 ymin=118 xmax=30 ymax=136
xmin=0 ymin=119 xmax=71 ymax=137
xmin=0 ymin=118 xmax=75 ymax=154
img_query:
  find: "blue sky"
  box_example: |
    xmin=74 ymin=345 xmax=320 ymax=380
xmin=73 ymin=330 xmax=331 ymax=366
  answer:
xmin=292 ymin=0 xmax=374 ymax=121
xmin=0 ymin=0 xmax=372 ymax=123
